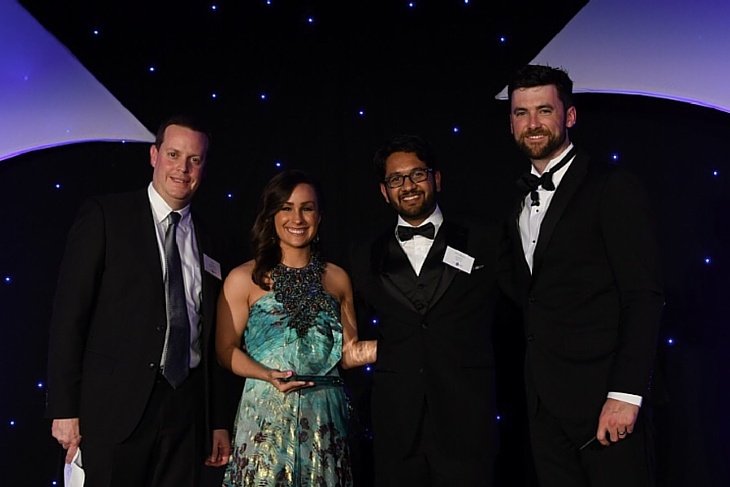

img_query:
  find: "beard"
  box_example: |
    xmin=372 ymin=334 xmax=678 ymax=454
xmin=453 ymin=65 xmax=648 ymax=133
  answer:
xmin=394 ymin=189 xmax=437 ymax=221
xmin=517 ymin=129 xmax=566 ymax=160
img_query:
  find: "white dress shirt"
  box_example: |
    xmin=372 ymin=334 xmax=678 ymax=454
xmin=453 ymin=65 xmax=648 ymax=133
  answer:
xmin=519 ymin=144 xmax=575 ymax=273
xmin=148 ymin=183 xmax=202 ymax=369
xmin=396 ymin=205 xmax=444 ymax=276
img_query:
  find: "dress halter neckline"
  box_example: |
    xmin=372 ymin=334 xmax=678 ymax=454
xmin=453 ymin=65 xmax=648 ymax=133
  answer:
xmin=271 ymin=253 xmax=333 ymax=337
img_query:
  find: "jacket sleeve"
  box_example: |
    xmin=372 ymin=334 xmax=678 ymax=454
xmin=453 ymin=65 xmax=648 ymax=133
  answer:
xmin=601 ymin=169 xmax=665 ymax=396
xmin=46 ymin=198 xmax=106 ymax=419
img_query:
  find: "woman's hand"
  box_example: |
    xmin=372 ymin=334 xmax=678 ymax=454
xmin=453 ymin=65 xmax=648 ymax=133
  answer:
xmin=269 ymin=370 xmax=314 ymax=394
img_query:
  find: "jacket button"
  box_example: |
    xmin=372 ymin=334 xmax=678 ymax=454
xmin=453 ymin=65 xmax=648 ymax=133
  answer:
xmin=148 ymin=363 xmax=157 ymax=370
xmin=156 ymin=325 xmax=165 ymax=332
xmin=527 ymin=335 xmax=535 ymax=342
xmin=528 ymin=295 xmax=536 ymax=302
xmin=421 ymin=323 xmax=428 ymax=330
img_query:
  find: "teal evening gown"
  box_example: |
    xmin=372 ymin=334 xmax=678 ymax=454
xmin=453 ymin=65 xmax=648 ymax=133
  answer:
xmin=222 ymin=256 xmax=353 ymax=487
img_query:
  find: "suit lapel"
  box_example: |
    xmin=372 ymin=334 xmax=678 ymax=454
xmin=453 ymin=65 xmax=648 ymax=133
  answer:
xmin=192 ymin=214 xmax=211 ymax=335
xmin=369 ymin=230 xmax=419 ymax=313
xmin=367 ymin=218 xmax=470 ymax=314
xmin=508 ymin=198 xmax=531 ymax=285
xmin=428 ymin=220 xmax=466 ymax=307
xmin=532 ymin=150 xmax=589 ymax=277
xmin=134 ymin=190 xmax=166 ymax=286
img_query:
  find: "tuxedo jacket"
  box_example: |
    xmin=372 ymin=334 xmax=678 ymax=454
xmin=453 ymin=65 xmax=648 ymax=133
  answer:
xmin=504 ymin=147 xmax=664 ymax=420
xmin=46 ymin=189 xmax=233 ymax=447
xmin=351 ymin=214 xmax=500 ymax=459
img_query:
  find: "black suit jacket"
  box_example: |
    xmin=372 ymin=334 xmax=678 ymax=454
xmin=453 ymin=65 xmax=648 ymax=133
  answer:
xmin=504 ymin=147 xmax=664 ymax=419
xmin=45 ymin=189 xmax=233 ymax=449
xmin=351 ymin=215 xmax=500 ymax=459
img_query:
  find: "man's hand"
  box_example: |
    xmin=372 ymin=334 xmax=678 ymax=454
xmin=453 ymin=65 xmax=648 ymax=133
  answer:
xmin=596 ymin=398 xmax=639 ymax=446
xmin=204 ymin=429 xmax=231 ymax=467
xmin=51 ymin=418 xmax=82 ymax=463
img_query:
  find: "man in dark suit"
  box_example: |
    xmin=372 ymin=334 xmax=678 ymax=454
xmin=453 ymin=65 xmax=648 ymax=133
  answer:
xmin=46 ymin=115 xmax=235 ymax=486
xmin=350 ymin=134 xmax=500 ymax=486
xmin=503 ymin=64 xmax=664 ymax=487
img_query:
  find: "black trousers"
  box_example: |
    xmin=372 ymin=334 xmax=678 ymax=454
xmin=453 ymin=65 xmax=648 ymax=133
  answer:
xmin=82 ymin=368 xmax=205 ymax=487
xmin=529 ymin=399 xmax=655 ymax=487
xmin=374 ymin=401 xmax=495 ymax=487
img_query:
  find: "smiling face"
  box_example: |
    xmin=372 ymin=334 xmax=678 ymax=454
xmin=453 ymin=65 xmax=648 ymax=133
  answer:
xmin=510 ymin=84 xmax=576 ymax=170
xmin=274 ymin=183 xmax=321 ymax=251
xmin=379 ymin=150 xmax=441 ymax=226
xmin=150 ymin=124 xmax=208 ymax=209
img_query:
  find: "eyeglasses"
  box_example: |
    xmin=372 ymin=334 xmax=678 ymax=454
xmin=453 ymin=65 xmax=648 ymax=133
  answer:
xmin=383 ymin=168 xmax=434 ymax=188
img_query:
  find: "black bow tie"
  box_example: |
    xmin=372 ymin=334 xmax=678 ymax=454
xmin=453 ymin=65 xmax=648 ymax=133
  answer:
xmin=397 ymin=222 xmax=435 ymax=241
xmin=516 ymin=146 xmax=577 ymax=206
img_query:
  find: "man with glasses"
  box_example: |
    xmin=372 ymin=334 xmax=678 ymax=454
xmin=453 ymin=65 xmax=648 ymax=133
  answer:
xmin=349 ymin=134 xmax=501 ymax=486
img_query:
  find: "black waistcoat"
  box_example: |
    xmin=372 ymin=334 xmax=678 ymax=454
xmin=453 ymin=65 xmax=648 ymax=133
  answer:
xmin=383 ymin=232 xmax=447 ymax=314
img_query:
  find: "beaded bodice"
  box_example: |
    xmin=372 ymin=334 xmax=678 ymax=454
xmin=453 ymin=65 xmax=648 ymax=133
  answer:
xmin=271 ymin=253 xmax=335 ymax=337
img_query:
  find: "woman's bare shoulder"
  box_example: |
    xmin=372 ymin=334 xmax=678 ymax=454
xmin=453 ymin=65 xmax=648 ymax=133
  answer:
xmin=322 ymin=261 xmax=352 ymax=297
xmin=224 ymin=260 xmax=256 ymax=287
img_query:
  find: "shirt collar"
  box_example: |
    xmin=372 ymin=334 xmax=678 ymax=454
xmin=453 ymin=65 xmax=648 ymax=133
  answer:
xmin=531 ymin=143 xmax=575 ymax=176
xmin=395 ymin=205 xmax=444 ymax=235
xmin=147 ymin=183 xmax=192 ymax=225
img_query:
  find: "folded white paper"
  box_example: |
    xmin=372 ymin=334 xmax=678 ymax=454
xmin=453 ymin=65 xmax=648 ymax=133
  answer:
xmin=64 ymin=448 xmax=85 ymax=487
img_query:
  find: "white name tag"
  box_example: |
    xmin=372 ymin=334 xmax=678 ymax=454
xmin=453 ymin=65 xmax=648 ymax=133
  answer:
xmin=203 ymin=254 xmax=222 ymax=280
xmin=442 ymin=246 xmax=474 ymax=274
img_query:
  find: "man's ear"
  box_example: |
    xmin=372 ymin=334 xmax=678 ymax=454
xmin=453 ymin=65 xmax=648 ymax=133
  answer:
xmin=566 ymin=106 xmax=577 ymax=128
xmin=149 ymin=144 xmax=158 ymax=168
xmin=379 ymin=183 xmax=391 ymax=203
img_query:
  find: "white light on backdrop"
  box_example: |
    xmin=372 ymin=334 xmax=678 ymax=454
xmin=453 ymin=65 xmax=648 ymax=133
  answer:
xmin=0 ymin=0 xmax=154 ymax=163
xmin=496 ymin=0 xmax=730 ymax=114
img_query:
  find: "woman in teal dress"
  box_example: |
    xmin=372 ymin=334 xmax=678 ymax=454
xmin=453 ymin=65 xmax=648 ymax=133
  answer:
xmin=216 ymin=169 xmax=377 ymax=486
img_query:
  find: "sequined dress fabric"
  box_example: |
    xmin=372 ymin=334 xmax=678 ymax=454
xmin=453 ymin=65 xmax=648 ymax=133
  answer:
xmin=222 ymin=257 xmax=352 ymax=486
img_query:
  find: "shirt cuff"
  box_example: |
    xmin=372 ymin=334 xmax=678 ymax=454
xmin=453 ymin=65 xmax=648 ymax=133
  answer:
xmin=607 ymin=392 xmax=642 ymax=406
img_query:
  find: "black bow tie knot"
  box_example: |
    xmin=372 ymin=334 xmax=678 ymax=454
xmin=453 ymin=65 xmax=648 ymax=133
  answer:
xmin=516 ymin=172 xmax=553 ymax=207
xmin=516 ymin=171 xmax=558 ymax=207
xmin=397 ymin=222 xmax=435 ymax=241
xmin=516 ymin=171 xmax=557 ymax=194
xmin=516 ymin=147 xmax=577 ymax=206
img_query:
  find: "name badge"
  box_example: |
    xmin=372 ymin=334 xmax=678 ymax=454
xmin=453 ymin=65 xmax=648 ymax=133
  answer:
xmin=442 ymin=246 xmax=474 ymax=274
xmin=203 ymin=254 xmax=222 ymax=280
